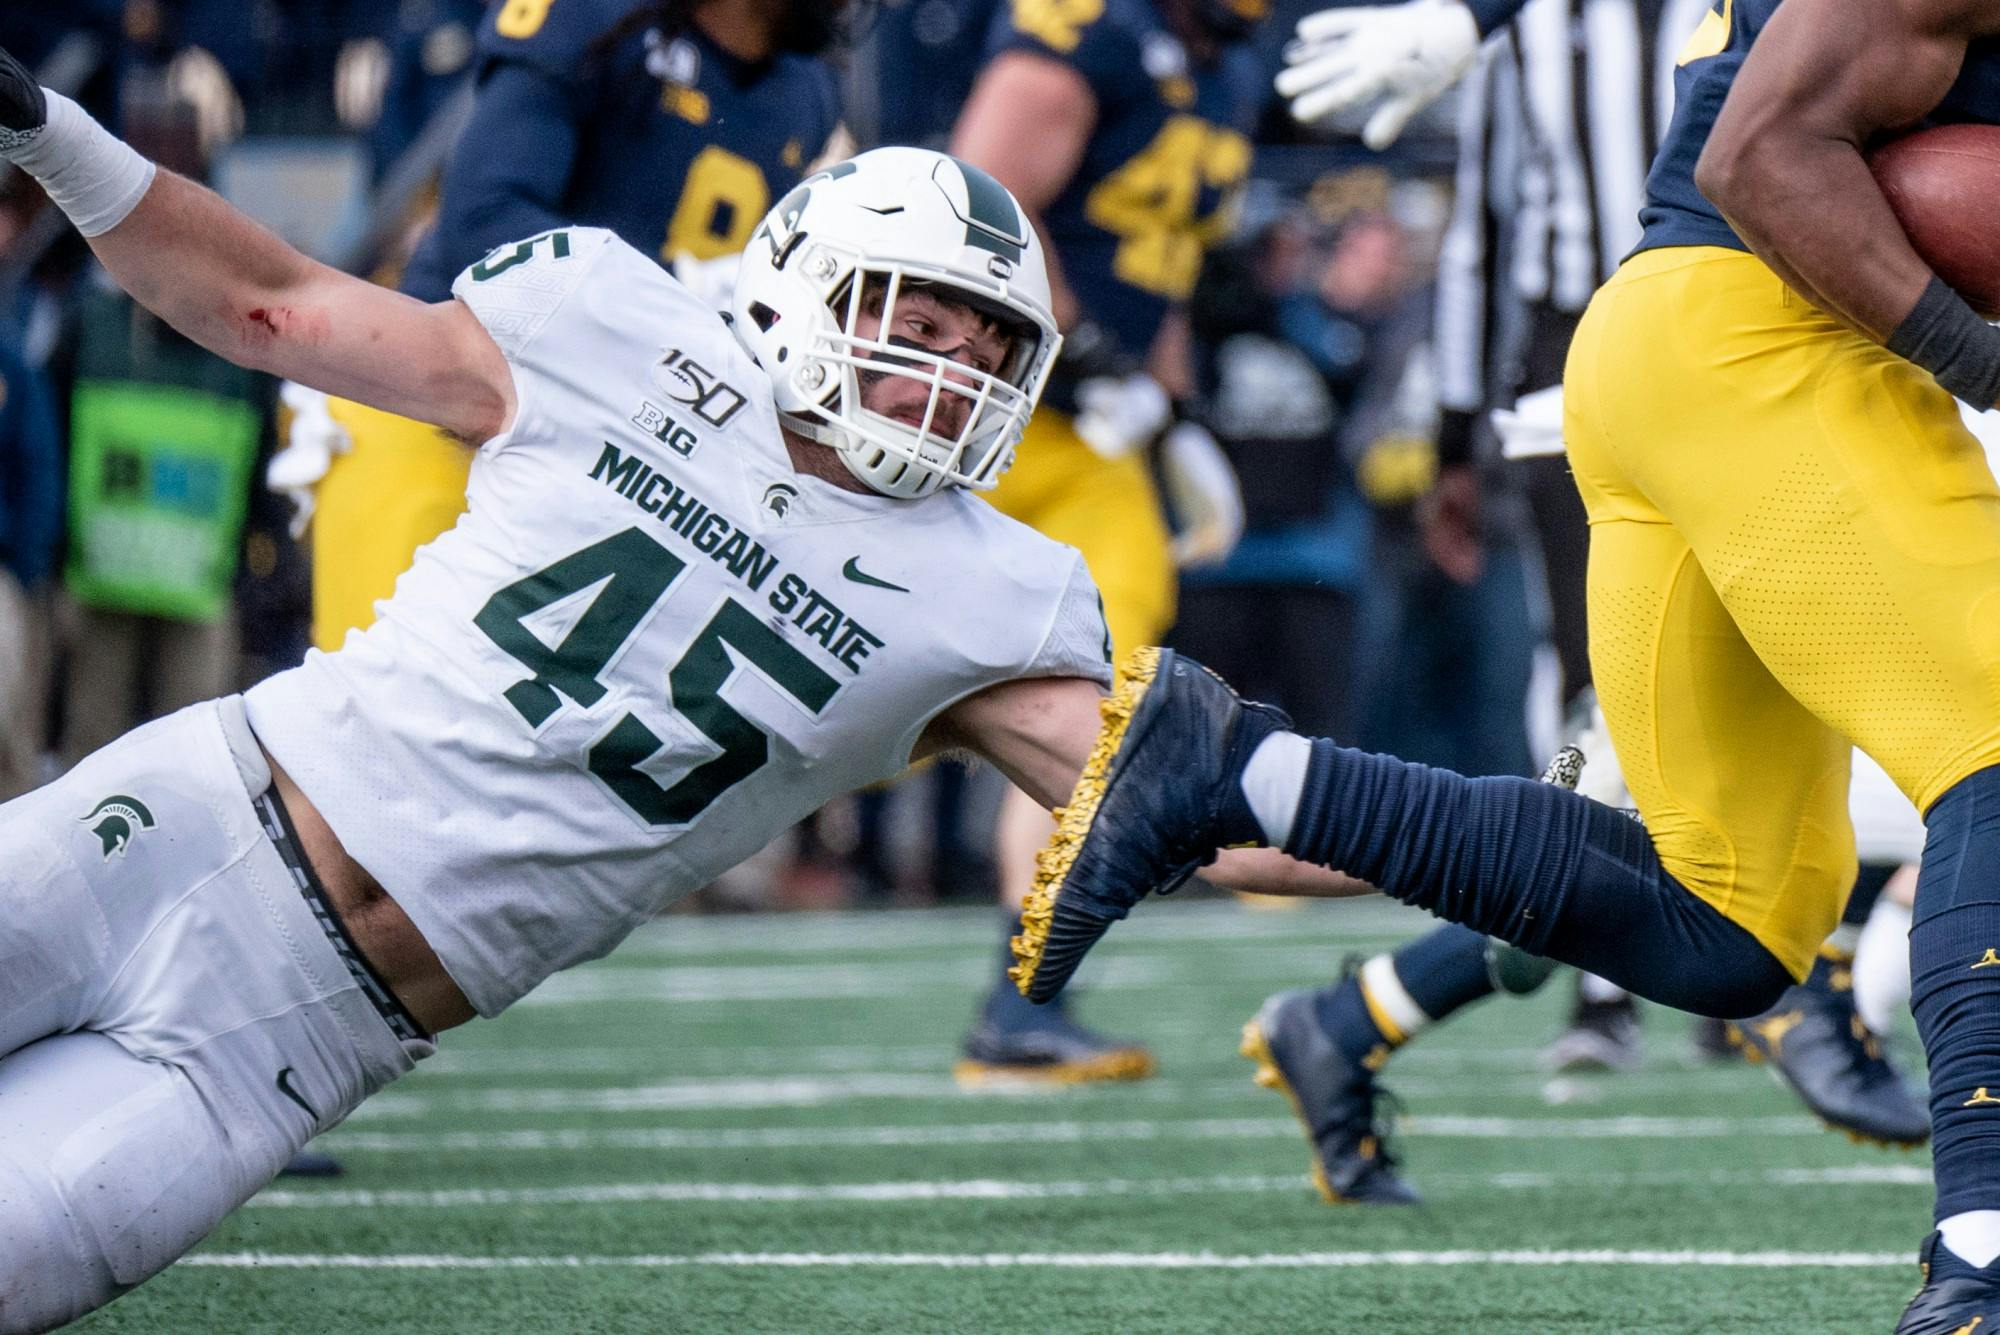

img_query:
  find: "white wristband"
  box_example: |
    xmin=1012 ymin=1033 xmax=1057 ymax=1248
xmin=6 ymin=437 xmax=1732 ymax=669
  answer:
xmin=2 ymin=90 xmax=156 ymax=237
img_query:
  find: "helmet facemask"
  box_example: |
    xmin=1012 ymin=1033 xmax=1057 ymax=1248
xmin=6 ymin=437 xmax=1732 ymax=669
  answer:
xmin=785 ymin=262 xmax=1053 ymax=499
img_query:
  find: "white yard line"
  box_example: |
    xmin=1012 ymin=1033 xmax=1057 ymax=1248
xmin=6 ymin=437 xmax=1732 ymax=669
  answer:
xmin=246 ymin=1164 xmax=1931 ymax=1211
xmin=608 ymin=900 xmax=1432 ymax=958
xmin=182 ymin=1248 xmax=1910 ymax=1270
xmin=328 ymin=1113 xmax=1824 ymax=1153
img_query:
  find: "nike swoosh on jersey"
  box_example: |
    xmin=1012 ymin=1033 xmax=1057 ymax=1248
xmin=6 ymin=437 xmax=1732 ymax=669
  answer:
xmin=276 ymin=1066 xmax=320 ymax=1122
xmin=841 ymin=557 xmax=910 ymax=592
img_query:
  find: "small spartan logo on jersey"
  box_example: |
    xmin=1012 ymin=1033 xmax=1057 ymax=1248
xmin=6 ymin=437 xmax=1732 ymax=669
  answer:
xmin=762 ymin=482 xmax=800 ymax=519
xmin=81 ymin=795 xmax=156 ymax=860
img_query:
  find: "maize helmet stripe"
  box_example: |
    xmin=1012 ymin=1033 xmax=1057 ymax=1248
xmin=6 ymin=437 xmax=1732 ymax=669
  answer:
xmin=952 ymin=160 xmax=1026 ymax=263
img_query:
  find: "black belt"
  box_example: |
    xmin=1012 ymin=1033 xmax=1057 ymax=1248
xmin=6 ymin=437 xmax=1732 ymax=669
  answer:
xmin=253 ymin=786 xmax=430 ymax=1044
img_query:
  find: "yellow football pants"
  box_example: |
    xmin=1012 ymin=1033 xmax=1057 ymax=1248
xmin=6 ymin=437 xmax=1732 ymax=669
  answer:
xmin=1565 ymin=246 xmax=2000 ymax=978
xmin=985 ymin=407 xmax=1176 ymax=663
xmin=310 ymin=400 xmax=472 ymax=652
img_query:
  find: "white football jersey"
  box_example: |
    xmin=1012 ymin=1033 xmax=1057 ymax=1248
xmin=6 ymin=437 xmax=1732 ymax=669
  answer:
xmin=246 ymin=229 xmax=1111 ymax=1017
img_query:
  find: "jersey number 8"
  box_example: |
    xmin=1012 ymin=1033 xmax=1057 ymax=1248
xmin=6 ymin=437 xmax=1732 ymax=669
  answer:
xmin=496 ymin=0 xmax=557 ymax=40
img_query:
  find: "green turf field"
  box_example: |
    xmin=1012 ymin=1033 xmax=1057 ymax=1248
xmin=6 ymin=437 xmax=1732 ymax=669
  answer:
xmin=79 ymin=898 xmax=1932 ymax=1333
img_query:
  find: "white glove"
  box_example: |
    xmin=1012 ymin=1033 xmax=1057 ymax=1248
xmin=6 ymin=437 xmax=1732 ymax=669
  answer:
xmin=670 ymin=250 xmax=744 ymax=313
xmin=1492 ymin=383 xmax=1566 ymax=459
xmin=1276 ymin=0 xmax=1481 ymax=149
xmin=1157 ymin=422 xmax=1245 ymax=567
xmin=268 ymin=381 xmax=352 ymax=538
xmin=1073 ymin=370 xmax=1173 ymax=459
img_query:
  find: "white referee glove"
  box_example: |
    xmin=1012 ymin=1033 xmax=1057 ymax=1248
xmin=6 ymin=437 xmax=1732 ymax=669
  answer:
xmin=1157 ymin=422 xmax=1245 ymax=567
xmin=1074 ymin=370 xmax=1174 ymax=460
xmin=669 ymin=250 xmax=743 ymax=313
xmin=268 ymin=382 xmax=353 ymax=538
xmin=1276 ymin=0 xmax=1481 ymax=149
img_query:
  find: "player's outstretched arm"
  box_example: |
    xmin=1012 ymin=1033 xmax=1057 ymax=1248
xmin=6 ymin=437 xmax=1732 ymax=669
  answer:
xmin=1696 ymin=0 xmax=2000 ymax=404
xmin=0 ymin=50 xmax=512 ymax=443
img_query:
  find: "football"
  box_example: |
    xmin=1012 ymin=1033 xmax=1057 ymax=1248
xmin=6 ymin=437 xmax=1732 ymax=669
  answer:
xmin=1870 ymin=122 xmax=2000 ymax=316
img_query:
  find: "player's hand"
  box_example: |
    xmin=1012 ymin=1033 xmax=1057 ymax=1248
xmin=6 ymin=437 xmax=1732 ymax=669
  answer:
xmin=0 ymin=46 xmax=49 ymax=143
xmin=267 ymin=382 xmax=353 ymax=538
xmin=669 ymin=250 xmax=743 ymax=312
xmin=1418 ymin=462 xmax=1484 ymax=584
xmin=1276 ymin=0 xmax=1480 ymax=149
xmin=1156 ymin=421 xmax=1245 ymax=567
xmin=1074 ymin=370 xmax=1173 ymax=459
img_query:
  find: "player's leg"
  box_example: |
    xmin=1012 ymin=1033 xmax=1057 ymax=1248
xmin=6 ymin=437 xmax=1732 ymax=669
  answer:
xmin=961 ymin=408 xmax=1174 ymax=1083
xmin=1560 ymin=250 xmax=2000 ymax=1309
xmin=310 ymin=398 xmax=472 ymax=651
xmin=0 ymin=1032 xmax=278 ymax=1328
xmin=1240 ymin=924 xmax=1490 ymax=1204
xmin=0 ymin=696 xmax=427 ymax=1323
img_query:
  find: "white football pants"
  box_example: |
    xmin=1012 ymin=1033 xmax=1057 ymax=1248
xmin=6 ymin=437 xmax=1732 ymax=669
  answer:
xmin=0 ymin=696 xmax=428 ymax=1332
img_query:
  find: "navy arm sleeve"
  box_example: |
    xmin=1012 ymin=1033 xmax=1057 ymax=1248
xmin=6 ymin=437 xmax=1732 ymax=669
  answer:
xmin=422 ymin=61 xmax=581 ymax=283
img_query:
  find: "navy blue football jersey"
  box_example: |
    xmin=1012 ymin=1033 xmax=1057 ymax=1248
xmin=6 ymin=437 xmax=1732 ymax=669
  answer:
xmin=984 ymin=0 xmax=1265 ymax=359
xmin=1634 ymin=0 xmax=2000 ymax=253
xmin=400 ymin=0 xmax=840 ymax=300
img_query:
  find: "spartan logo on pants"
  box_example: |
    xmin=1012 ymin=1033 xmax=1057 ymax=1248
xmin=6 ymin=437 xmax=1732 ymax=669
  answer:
xmin=81 ymin=795 xmax=156 ymax=859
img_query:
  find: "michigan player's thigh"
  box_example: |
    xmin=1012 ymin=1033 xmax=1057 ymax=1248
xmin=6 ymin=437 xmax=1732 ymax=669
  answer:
xmin=0 ymin=1032 xmax=274 ymax=1329
xmin=311 ymin=399 xmax=473 ymax=651
xmin=1576 ymin=248 xmax=2000 ymax=812
xmin=1584 ymin=516 xmax=1855 ymax=980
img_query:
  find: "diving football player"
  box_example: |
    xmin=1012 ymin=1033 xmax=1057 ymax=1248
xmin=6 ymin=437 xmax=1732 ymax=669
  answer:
xmin=0 ymin=66 xmax=1341 ymax=1324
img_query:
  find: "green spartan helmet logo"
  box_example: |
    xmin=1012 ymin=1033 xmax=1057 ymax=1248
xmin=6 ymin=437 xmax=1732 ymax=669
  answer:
xmin=82 ymin=795 xmax=156 ymax=860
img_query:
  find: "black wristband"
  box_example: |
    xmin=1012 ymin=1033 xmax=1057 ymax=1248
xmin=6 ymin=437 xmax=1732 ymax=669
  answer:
xmin=1886 ymin=276 xmax=2000 ymax=409
xmin=1057 ymin=317 xmax=1140 ymax=382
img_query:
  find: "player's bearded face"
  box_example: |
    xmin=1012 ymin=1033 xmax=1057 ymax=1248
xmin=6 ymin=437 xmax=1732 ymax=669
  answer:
xmin=849 ymin=285 xmax=1016 ymax=445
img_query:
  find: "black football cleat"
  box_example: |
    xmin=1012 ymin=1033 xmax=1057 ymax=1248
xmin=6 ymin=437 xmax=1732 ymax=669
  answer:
xmin=1240 ymin=988 xmax=1419 ymax=1205
xmin=955 ymin=997 xmax=1157 ymax=1086
xmin=278 ymin=1150 xmax=344 ymax=1178
xmin=1541 ymin=995 xmax=1644 ymax=1074
xmin=1010 ymin=647 xmax=1291 ymax=1003
xmin=1896 ymin=1231 xmax=2000 ymax=1333
xmin=1727 ymin=951 xmax=1929 ymax=1148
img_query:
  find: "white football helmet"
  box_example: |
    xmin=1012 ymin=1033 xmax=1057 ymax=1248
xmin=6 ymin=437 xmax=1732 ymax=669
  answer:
xmin=731 ymin=147 xmax=1061 ymax=500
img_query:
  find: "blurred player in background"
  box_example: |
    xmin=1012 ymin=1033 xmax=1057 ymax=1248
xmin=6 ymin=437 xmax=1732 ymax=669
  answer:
xmin=945 ymin=0 xmax=1267 ymax=1085
xmin=1241 ymin=0 xmax=1928 ymax=1209
xmin=298 ymin=0 xmax=850 ymax=653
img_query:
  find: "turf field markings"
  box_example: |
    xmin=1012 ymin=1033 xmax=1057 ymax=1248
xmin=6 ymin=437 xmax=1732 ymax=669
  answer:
xmin=183 ymin=1248 xmax=1912 ymax=1270
xmin=328 ymin=1112 xmax=1825 ymax=1152
xmin=353 ymin=1069 xmax=1798 ymax=1117
xmin=610 ymin=900 xmax=1433 ymax=957
xmin=245 ymin=1164 xmax=1930 ymax=1211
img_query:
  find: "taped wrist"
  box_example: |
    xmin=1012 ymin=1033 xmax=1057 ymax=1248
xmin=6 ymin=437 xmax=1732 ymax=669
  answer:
xmin=3 ymin=90 xmax=155 ymax=237
xmin=1887 ymin=276 xmax=2000 ymax=409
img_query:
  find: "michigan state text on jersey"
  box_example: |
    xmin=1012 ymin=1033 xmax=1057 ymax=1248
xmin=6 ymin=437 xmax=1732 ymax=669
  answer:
xmin=0 ymin=99 xmax=1338 ymax=1324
